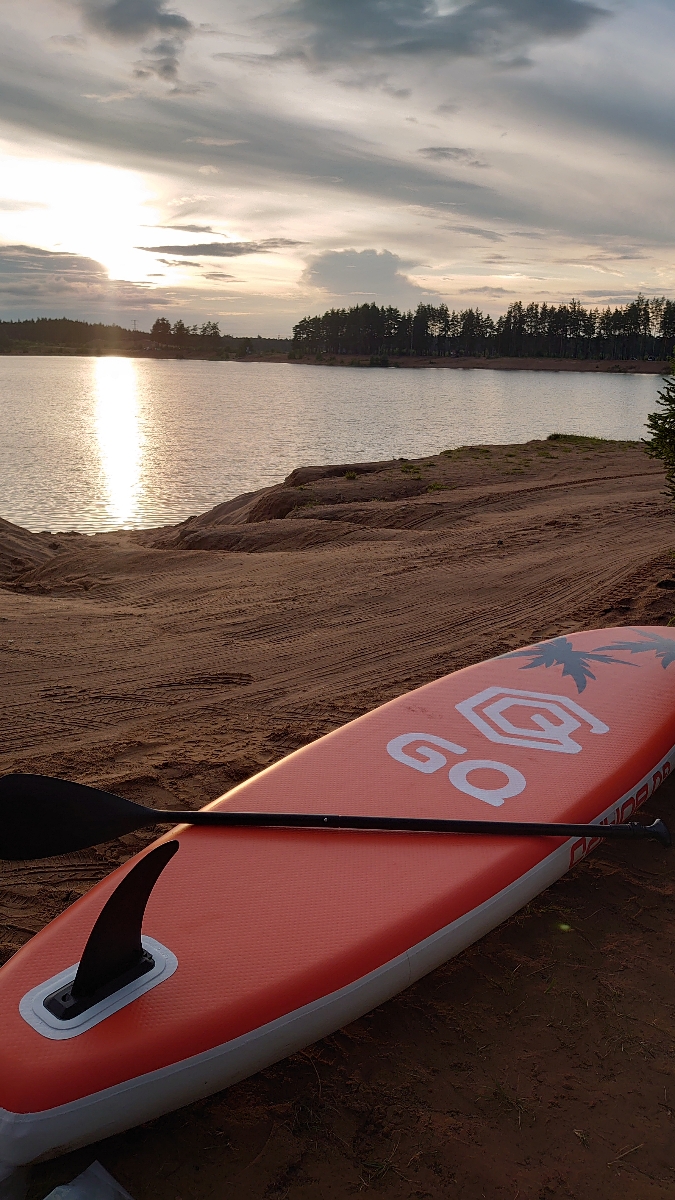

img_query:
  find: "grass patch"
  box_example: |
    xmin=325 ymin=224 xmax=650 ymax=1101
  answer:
xmin=546 ymin=433 xmax=638 ymax=447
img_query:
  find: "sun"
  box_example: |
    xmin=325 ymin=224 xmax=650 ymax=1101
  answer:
xmin=0 ymin=149 xmax=159 ymax=281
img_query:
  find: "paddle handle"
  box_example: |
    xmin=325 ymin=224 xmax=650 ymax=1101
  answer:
xmin=150 ymin=810 xmax=672 ymax=846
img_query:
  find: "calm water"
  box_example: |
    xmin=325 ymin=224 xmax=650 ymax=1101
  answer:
xmin=0 ymin=356 xmax=663 ymax=534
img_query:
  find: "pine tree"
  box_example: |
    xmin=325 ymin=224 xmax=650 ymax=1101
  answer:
xmin=644 ymin=357 xmax=675 ymax=499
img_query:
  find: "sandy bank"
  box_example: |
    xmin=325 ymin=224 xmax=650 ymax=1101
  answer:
xmin=2 ymin=437 xmax=675 ymax=1198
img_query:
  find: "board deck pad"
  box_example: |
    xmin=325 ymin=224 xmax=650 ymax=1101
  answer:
xmin=1 ymin=626 xmax=675 ymax=1168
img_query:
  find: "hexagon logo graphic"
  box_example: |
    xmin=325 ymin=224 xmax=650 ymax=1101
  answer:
xmin=455 ymin=686 xmax=609 ymax=754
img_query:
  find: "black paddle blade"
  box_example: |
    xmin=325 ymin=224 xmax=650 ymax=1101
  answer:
xmin=0 ymin=773 xmax=156 ymax=860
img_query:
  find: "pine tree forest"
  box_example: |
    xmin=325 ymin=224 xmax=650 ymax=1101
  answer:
xmin=291 ymin=295 xmax=675 ymax=361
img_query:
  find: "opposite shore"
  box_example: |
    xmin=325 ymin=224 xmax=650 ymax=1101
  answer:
xmin=1 ymin=348 xmax=670 ymax=372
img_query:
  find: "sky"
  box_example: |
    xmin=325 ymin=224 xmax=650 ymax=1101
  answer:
xmin=0 ymin=0 xmax=673 ymax=335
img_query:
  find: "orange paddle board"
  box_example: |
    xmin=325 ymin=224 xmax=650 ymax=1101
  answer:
xmin=1 ymin=625 xmax=674 ymax=1170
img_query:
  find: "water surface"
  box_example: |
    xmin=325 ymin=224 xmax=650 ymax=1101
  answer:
xmin=0 ymin=356 xmax=662 ymax=533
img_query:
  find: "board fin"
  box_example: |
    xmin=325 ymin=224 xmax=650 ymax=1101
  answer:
xmin=43 ymin=841 xmax=178 ymax=1020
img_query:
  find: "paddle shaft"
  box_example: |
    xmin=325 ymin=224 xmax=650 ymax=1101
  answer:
xmin=147 ymin=809 xmax=671 ymax=844
xmin=1 ymin=774 xmax=670 ymax=858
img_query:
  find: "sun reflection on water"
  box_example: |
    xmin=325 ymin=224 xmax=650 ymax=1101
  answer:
xmin=94 ymin=357 xmax=144 ymax=527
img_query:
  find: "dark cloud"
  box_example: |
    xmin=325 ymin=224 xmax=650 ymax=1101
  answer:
xmin=450 ymin=224 xmax=505 ymax=241
xmin=0 ymin=244 xmax=163 ymax=317
xmin=460 ymin=285 xmax=514 ymax=295
xmin=156 ymin=257 xmax=203 ymax=266
xmin=0 ymin=244 xmax=255 ymax=325
xmin=158 ymin=224 xmax=215 ymax=233
xmin=203 ymin=271 xmax=237 ymax=280
xmin=81 ymin=0 xmax=192 ymax=41
xmin=81 ymin=0 xmax=193 ymax=83
xmin=555 ymin=248 xmax=648 ymax=264
xmin=500 ymin=69 xmax=675 ymax=166
xmin=274 ymin=0 xmax=609 ymax=64
xmin=304 ymin=248 xmax=435 ymax=306
xmin=138 ymin=239 xmax=302 ymax=256
xmin=133 ymin=36 xmax=183 ymax=79
xmin=327 ymin=68 xmax=410 ymax=97
xmin=184 ymin=137 xmax=247 ymax=146
xmin=577 ymin=289 xmax=650 ymax=303
xmin=419 ymin=146 xmax=487 ymax=167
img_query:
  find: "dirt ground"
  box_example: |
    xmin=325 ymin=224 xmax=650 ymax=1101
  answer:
xmin=2 ymin=434 xmax=675 ymax=1199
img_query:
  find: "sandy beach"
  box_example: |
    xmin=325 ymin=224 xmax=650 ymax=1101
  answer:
xmin=3 ymin=436 xmax=675 ymax=1198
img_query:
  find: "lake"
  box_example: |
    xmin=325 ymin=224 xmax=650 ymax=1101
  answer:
xmin=0 ymin=356 xmax=664 ymax=534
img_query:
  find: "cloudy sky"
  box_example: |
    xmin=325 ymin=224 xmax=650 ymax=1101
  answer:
xmin=0 ymin=0 xmax=673 ymax=334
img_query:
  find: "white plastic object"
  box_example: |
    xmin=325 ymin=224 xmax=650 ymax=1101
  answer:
xmin=41 ymin=1161 xmax=134 ymax=1199
xmin=20 ymin=937 xmax=177 ymax=1041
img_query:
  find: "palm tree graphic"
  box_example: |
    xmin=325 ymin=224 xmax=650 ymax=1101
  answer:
xmin=595 ymin=629 xmax=675 ymax=669
xmin=504 ymin=636 xmax=633 ymax=694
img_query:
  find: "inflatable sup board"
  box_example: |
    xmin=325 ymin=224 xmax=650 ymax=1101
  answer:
xmin=1 ymin=625 xmax=675 ymax=1170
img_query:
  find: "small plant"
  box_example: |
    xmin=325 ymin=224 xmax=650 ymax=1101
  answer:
xmin=344 ymin=471 xmax=357 ymax=480
xmin=644 ymin=357 xmax=675 ymax=499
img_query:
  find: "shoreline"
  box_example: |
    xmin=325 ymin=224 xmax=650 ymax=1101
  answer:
xmin=1 ymin=349 xmax=670 ymax=373
xmin=287 ymin=354 xmax=670 ymax=374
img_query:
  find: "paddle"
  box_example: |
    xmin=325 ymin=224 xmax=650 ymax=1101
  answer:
xmin=0 ymin=772 xmax=670 ymax=860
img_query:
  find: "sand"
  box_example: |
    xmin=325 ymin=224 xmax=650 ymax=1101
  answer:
xmin=2 ymin=436 xmax=675 ymax=1198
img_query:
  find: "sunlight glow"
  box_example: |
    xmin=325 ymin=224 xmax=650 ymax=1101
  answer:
xmin=0 ymin=150 xmax=158 ymax=280
xmin=94 ymin=358 xmax=144 ymax=527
